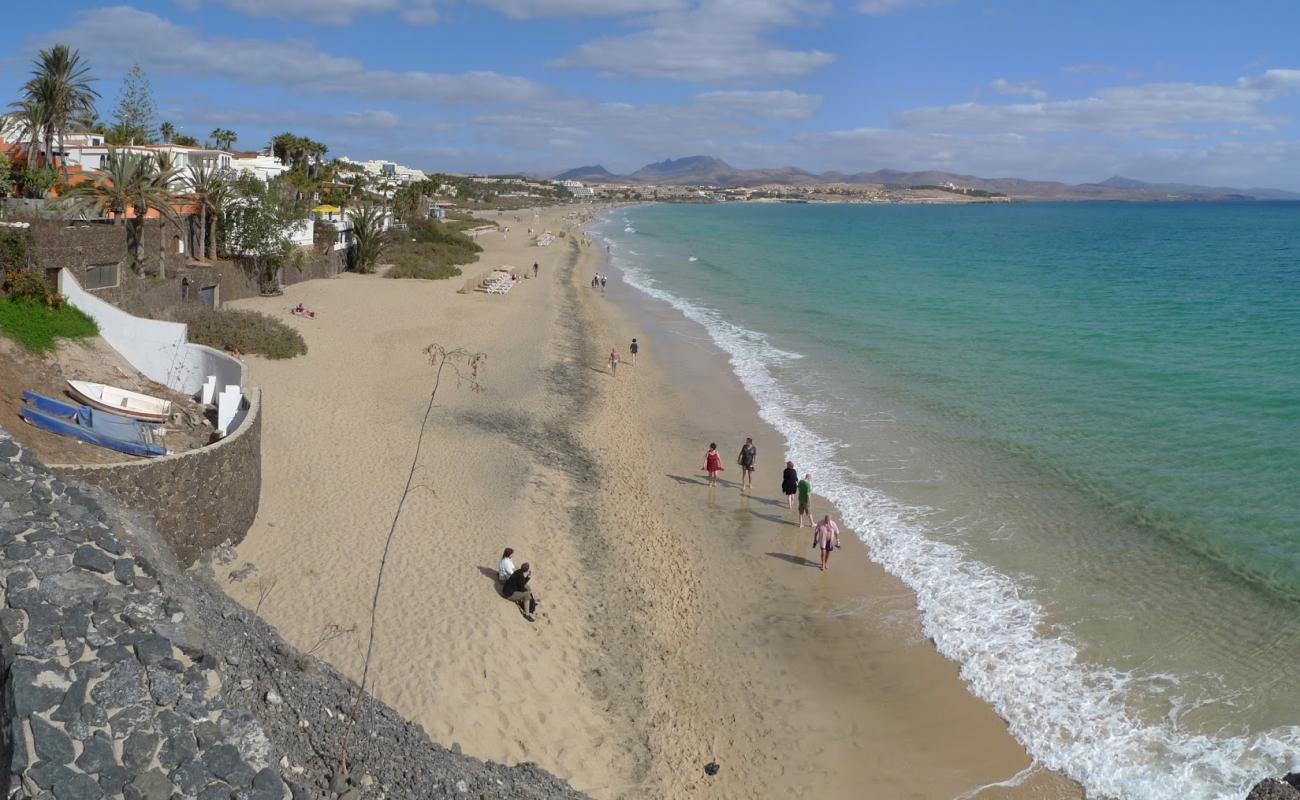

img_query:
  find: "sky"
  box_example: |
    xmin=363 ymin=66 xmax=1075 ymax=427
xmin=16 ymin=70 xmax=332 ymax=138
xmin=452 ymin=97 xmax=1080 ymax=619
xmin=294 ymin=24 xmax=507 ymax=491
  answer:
xmin=3 ymin=0 xmax=1300 ymax=189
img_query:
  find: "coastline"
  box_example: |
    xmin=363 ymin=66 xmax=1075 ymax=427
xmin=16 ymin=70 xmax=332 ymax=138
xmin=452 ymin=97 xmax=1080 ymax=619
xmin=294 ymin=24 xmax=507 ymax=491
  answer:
xmin=218 ymin=204 xmax=1073 ymax=798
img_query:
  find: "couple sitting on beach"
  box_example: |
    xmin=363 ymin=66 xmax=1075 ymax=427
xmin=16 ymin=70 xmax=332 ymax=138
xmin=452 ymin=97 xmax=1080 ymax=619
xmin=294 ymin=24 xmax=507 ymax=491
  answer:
xmin=290 ymin=303 xmax=316 ymax=319
xmin=498 ymin=547 xmax=541 ymax=621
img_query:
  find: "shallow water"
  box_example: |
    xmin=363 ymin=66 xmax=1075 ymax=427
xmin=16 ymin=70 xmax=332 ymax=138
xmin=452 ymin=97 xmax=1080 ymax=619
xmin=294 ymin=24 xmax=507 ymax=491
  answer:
xmin=591 ymin=201 xmax=1300 ymax=800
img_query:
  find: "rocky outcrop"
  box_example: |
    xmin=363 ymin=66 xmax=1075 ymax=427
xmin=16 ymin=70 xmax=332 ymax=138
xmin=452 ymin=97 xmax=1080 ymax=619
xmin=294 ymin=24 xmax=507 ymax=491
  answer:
xmin=1 ymin=428 xmax=587 ymax=799
xmin=0 ymin=431 xmax=282 ymax=799
xmin=1248 ymin=774 xmax=1300 ymax=800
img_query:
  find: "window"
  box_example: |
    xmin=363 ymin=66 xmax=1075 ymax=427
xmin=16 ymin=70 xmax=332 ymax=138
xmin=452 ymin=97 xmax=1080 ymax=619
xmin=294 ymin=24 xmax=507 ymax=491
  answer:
xmin=82 ymin=262 xmax=119 ymax=290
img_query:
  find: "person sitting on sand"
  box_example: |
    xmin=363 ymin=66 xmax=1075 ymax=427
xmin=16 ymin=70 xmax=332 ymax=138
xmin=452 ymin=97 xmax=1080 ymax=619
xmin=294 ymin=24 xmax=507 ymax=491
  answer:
xmin=503 ymin=563 xmax=540 ymax=620
xmin=291 ymin=303 xmax=316 ymax=319
xmin=498 ymin=547 xmax=516 ymax=583
xmin=703 ymin=442 xmax=724 ymax=487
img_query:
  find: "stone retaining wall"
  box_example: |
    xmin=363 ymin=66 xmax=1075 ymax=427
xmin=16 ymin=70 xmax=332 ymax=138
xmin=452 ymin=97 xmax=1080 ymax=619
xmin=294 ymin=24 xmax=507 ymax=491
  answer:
xmin=25 ymin=218 xmax=190 ymax=279
xmin=49 ymin=389 xmax=262 ymax=569
xmin=0 ymin=426 xmax=588 ymax=800
xmin=0 ymin=429 xmax=289 ymax=799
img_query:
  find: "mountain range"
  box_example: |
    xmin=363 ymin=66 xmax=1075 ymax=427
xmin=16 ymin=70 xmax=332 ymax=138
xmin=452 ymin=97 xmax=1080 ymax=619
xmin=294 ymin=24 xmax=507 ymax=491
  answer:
xmin=552 ymin=156 xmax=1300 ymax=201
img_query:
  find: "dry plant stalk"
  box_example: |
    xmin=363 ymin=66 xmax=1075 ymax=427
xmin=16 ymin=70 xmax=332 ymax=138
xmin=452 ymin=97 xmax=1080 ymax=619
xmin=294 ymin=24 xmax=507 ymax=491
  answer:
xmin=307 ymin=623 xmax=358 ymax=656
xmin=336 ymin=343 xmax=486 ymax=775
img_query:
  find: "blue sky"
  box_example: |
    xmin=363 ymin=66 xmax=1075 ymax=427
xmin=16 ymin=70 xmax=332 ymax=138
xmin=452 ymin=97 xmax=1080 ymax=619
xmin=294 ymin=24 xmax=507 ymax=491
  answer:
xmin=4 ymin=0 xmax=1299 ymax=188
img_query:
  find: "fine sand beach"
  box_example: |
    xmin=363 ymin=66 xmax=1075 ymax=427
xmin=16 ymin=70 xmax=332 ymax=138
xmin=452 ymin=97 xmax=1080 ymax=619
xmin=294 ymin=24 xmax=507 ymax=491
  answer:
xmin=218 ymin=205 xmax=1073 ymax=798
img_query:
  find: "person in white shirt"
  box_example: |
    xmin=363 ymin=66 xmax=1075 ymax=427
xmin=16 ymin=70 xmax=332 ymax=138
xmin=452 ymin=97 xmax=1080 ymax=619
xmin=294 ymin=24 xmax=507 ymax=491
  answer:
xmin=498 ymin=548 xmax=516 ymax=583
xmin=813 ymin=516 xmax=840 ymax=572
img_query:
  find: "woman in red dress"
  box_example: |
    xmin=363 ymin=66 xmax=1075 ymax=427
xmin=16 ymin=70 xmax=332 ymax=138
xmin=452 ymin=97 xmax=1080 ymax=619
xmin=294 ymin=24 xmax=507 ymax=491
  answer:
xmin=702 ymin=442 xmax=724 ymax=487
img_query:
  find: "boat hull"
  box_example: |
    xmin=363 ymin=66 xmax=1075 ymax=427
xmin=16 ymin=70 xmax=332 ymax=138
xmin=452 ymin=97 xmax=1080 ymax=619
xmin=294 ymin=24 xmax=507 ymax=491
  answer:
xmin=21 ymin=391 xmax=166 ymax=458
xmin=67 ymin=380 xmax=171 ymax=423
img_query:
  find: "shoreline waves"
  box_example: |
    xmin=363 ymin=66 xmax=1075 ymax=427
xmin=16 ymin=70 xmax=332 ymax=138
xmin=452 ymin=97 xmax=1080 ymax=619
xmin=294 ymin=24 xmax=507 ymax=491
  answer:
xmin=217 ymin=203 xmax=1054 ymax=799
xmin=592 ymin=201 xmax=1300 ymax=800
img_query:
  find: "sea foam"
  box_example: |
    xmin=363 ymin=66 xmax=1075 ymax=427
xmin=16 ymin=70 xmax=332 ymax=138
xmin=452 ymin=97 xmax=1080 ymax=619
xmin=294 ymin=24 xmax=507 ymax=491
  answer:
xmin=596 ymin=221 xmax=1300 ymax=800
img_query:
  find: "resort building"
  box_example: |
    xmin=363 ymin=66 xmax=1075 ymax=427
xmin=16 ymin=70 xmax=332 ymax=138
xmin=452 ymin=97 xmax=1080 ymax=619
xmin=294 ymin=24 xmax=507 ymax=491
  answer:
xmin=232 ymin=151 xmax=292 ymax=181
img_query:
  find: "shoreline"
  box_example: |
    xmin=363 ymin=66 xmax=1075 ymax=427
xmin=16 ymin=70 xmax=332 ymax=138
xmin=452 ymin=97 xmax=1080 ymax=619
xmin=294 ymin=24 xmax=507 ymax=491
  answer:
xmin=218 ymin=204 xmax=1071 ymax=798
xmin=579 ymin=216 xmax=1086 ymax=798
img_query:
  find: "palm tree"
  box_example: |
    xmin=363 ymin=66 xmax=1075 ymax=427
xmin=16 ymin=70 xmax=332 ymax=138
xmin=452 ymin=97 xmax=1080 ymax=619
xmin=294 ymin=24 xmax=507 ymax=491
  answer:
xmin=151 ymin=151 xmax=181 ymax=277
xmin=21 ymin=45 xmax=99 ymax=182
xmin=159 ymin=121 xmax=175 ymax=144
xmin=5 ymin=99 xmax=47 ymax=166
xmin=64 ymin=149 xmax=176 ymax=274
xmin=349 ymin=203 xmax=387 ymax=274
xmin=63 ymin=149 xmax=145 ymax=265
xmin=210 ymin=128 xmax=237 ymax=151
xmin=186 ymin=164 xmax=228 ymax=263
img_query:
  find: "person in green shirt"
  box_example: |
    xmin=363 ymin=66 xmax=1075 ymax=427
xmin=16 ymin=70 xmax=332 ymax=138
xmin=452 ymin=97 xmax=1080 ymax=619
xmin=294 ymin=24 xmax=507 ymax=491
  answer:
xmin=797 ymin=473 xmax=813 ymax=528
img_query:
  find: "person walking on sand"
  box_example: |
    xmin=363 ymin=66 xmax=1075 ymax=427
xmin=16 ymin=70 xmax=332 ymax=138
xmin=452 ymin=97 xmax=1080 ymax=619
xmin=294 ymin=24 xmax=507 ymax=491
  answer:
xmin=533 ymin=262 xmax=539 ymax=278
xmin=738 ymin=437 xmax=757 ymax=494
xmin=608 ymin=348 xmax=620 ymax=376
xmin=813 ymin=515 xmax=840 ymax=572
xmin=797 ymin=473 xmax=813 ymax=528
xmin=497 ymin=547 xmax=516 ymax=583
xmin=629 ymin=338 xmax=639 ymax=365
xmin=703 ymin=443 xmax=724 ymax=487
xmin=503 ymin=563 xmax=540 ymax=620
xmin=781 ymin=461 xmax=799 ymax=512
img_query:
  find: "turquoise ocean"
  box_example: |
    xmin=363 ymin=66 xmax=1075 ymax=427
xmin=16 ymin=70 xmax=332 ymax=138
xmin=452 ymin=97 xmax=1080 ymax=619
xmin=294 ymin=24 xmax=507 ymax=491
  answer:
xmin=590 ymin=202 xmax=1300 ymax=800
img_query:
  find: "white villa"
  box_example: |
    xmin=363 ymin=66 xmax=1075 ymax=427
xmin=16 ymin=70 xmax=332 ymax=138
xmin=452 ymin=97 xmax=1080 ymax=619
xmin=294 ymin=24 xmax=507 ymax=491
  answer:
xmin=232 ymin=152 xmax=291 ymax=181
xmin=59 ymin=138 xmax=233 ymax=182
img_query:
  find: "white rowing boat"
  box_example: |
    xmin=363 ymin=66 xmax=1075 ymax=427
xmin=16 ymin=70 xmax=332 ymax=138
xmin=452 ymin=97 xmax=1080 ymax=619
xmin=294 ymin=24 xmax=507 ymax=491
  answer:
xmin=66 ymin=380 xmax=172 ymax=424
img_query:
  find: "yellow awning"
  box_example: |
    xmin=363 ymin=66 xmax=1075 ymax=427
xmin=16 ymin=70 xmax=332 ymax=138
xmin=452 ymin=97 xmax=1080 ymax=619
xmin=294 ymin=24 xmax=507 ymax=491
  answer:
xmin=312 ymin=204 xmax=341 ymax=214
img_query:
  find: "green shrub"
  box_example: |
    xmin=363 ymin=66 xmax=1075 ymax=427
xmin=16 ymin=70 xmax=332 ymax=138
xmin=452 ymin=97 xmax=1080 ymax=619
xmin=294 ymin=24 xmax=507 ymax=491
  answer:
xmin=3 ymin=268 xmax=61 ymax=308
xmin=0 ymin=230 xmax=32 ymax=271
xmin=18 ymin=166 xmax=57 ymax=199
xmin=382 ymin=220 xmax=479 ymax=281
xmin=0 ymin=297 xmax=98 ymax=352
xmin=181 ymin=308 xmax=307 ymax=359
xmin=385 ymin=257 xmax=463 ymax=280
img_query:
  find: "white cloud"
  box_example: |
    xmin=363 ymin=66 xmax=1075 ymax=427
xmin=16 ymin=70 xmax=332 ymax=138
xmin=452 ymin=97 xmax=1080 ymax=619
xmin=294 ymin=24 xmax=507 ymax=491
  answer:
xmin=989 ymin=78 xmax=1047 ymax=102
xmin=551 ymin=0 xmax=835 ymax=82
xmin=1241 ymin=68 xmax=1300 ymax=92
xmin=898 ymin=72 xmax=1300 ymax=137
xmin=48 ymin=7 xmax=544 ymax=105
xmin=857 ymin=0 xmax=940 ymax=14
xmin=472 ymin=0 xmax=689 ymax=18
xmin=181 ymin=0 xmax=434 ymax=25
xmin=692 ymin=90 xmax=822 ymax=119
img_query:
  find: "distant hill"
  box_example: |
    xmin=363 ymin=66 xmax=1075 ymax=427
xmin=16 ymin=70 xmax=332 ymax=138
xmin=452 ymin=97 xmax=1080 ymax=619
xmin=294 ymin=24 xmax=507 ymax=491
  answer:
xmin=554 ymin=164 xmax=615 ymax=182
xmin=1082 ymin=176 xmax=1300 ymax=201
xmin=550 ymin=156 xmax=1300 ymax=200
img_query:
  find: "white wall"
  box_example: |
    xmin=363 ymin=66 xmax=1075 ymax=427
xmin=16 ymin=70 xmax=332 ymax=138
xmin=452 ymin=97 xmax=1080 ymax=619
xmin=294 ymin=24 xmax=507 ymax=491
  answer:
xmin=287 ymin=219 xmax=314 ymax=248
xmin=59 ymin=270 xmax=245 ymax=398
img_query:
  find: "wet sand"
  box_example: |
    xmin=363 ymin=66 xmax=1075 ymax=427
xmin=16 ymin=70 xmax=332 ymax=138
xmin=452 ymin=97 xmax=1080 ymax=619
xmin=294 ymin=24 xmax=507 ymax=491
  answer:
xmin=219 ymin=206 xmax=1067 ymax=798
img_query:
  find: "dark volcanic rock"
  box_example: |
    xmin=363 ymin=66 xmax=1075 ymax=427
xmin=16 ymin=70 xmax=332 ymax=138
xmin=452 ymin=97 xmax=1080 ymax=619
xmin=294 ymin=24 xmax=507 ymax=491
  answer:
xmin=2 ymin=425 xmax=587 ymax=800
xmin=1248 ymin=778 xmax=1300 ymax=800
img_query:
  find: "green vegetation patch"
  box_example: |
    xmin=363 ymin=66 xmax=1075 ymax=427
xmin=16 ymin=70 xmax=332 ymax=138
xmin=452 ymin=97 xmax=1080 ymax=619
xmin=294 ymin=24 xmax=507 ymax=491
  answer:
xmin=383 ymin=220 xmax=481 ymax=281
xmin=181 ymin=308 xmax=307 ymax=360
xmin=0 ymin=297 xmax=99 ymax=353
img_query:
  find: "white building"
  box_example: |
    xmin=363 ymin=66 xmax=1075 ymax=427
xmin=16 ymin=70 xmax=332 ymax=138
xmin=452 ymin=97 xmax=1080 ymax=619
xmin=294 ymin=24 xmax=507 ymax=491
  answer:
xmin=63 ymin=143 xmax=231 ymax=175
xmin=337 ymin=156 xmax=426 ymax=185
xmin=561 ymin=180 xmax=595 ymax=198
xmin=232 ymin=152 xmax=291 ymax=181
